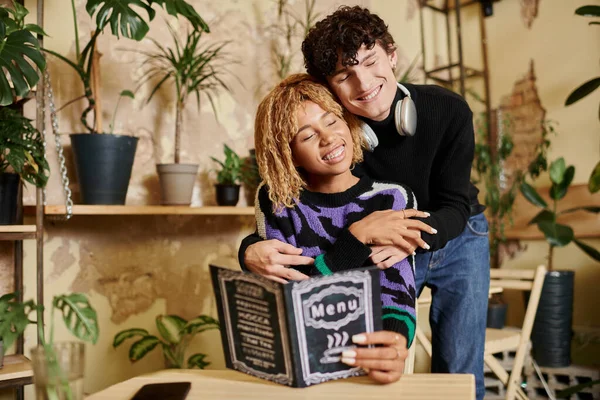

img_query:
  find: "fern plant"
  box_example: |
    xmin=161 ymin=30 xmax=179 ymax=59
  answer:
xmin=113 ymin=314 xmax=219 ymax=369
xmin=0 ymin=107 xmax=50 ymax=187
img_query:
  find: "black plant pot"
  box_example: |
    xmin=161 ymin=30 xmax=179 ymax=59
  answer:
xmin=70 ymin=133 xmax=138 ymax=205
xmin=530 ymin=270 xmax=574 ymax=367
xmin=0 ymin=173 xmax=20 ymax=225
xmin=215 ymin=184 xmax=240 ymax=206
xmin=487 ymin=301 xmax=508 ymax=329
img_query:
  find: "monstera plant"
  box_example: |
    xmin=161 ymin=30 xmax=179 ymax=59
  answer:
xmin=41 ymin=0 xmax=209 ymax=205
xmin=0 ymin=1 xmax=46 ymax=106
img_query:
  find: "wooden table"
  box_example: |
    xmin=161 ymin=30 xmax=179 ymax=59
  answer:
xmin=86 ymin=369 xmax=474 ymax=400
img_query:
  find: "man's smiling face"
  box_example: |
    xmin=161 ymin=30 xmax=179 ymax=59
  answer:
xmin=326 ymin=44 xmax=398 ymax=122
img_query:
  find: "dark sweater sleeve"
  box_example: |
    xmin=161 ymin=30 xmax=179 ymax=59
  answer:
xmin=238 ymin=232 xmax=262 ymax=272
xmin=415 ymin=100 xmax=473 ymax=251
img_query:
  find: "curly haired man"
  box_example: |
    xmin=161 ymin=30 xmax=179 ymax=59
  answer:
xmin=239 ymin=6 xmax=490 ymax=398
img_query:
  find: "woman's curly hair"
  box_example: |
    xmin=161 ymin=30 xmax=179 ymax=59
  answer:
xmin=255 ymin=74 xmax=365 ymax=212
xmin=302 ymin=6 xmax=396 ymax=81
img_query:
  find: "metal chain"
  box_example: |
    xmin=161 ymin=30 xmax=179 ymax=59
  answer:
xmin=42 ymin=70 xmax=73 ymax=220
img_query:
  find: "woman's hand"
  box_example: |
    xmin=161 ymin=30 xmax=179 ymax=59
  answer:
xmin=244 ymin=239 xmax=313 ymax=283
xmin=349 ymin=209 xmax=436 ymax=255
xmin=340 ymin=331 xmax=408 ymax=384
xmin=370 ymin=246 xmax=410 ymax=269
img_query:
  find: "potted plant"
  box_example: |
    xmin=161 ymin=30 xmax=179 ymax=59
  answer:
xmin=0 ymin=1 xmax=46 ymax=106
xmin=42 ymin=0 xmax=208 ymax=205
xmin=0 ymin=107 xmax=50 ymax=224
xmin=211 ymin=144 xmax=242 ymax=206
xmin=520 ymin=157 xmax=600 ymax=367
xmin=132 ymin=26 xmax=235 ymax=205
xmin=113 ymin=314 xmax=219 ymax=369
xmin=240 ymin=149 xmax=261 ymax=206
xmin=0 ymin=291 xmax=98 ymax=400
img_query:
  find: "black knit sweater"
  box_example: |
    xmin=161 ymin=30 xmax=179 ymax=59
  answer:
xmin=355 ymin=84 xmax=482 ymax=251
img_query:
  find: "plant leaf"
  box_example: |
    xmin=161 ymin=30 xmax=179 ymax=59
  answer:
xmin=181 ymin=315 xmax=220 ymax=335
xmin=561 ymin=206 xmax=600 ymax=215
xmin=86 ymin=0 xmax=155 ymax=41
xmin=155 ymin=315 xmax=187 ymax=344
xmin=53 ymin=293 xmax=99 ymax=344
xmin=550 ymin=165 xmax=574 ymax=200
xmin=565 ymin=77 xmax=600 ymax=106
xmin=556 ymin=379 xmax=600 ymax=398
xmin=150 ymin=0 xmax=210 ymax=33
xmin=575 ymin=6 xmax=600 ymax=17
xmin=589 ymin=160 xmax=600 ymax=193
xmin=129 ymin=335 xmax=160 ymax=362
xmin=549 ymin=158 xmax=566 ymax=185
xmin=520 ymin=182 xmax=548 ymax=208
xmin=537 ymin=221 xmax=574 ymax=247
xmin=573 ymin=239 xmax=600 ymax=262
xmin=120 ymin=89 xmax=135 ymax=98
xmin=113 ymin=328 xmax=149 ymax=347
xmin=187 ymin=353 xmax=210 ymax=369
xmin=528 ymin=209 xmax=554 ymax=225
xmin=0 ymin=28 xmax=46 ymax=105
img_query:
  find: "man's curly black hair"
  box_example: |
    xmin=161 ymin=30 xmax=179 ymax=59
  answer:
xmin=302 ymin=6 xmax=396 ymax=81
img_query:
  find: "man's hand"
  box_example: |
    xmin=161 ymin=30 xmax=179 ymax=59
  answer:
xmin=349 ymin=209 xmax=436 ymax=254
xmin=370 ymin=246 xmax=410 ymax=269
xmin=244 ymin=239 xmax=313 ymax=284
xmin=340 ymin=331 xmax=408 ymax=383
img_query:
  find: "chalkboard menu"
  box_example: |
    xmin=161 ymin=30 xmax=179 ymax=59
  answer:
xmin=210 ymin=265 xmax=382 ymax=387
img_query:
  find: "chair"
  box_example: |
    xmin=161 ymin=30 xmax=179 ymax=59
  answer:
xmin=403 ymin=303 xmax=417 ymax=374
xmin=484 ymin=265 xmax=547 ymax=400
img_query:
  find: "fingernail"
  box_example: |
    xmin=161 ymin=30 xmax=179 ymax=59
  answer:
xmin=423 ymin=243 xmax=430 ymax=250
xmin=341 ymin=357 xmax=356 ymax=365
xmin=431 ymin=228 xmax=438 ymax=234
xmin=363 ymin=367 xmax=370 ymax=373
xmin=342 ymin=350 xmax=357 ymax=358
xmin=424 ymin=212 xmax=430 ymax=217
xmin=412 ymin=251 xmax=416 ymax=256
xmin=352 ymin=334 xmax=367 ymax=344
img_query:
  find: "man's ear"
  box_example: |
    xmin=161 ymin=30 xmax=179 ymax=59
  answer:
xmin=388 ymin=49 xmax=398 ymax=69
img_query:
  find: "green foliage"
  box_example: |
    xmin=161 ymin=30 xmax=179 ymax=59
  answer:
xmin=53 ymin=294 xmax=99 ymax=345
xmin=211 ymin=144 xmax=242 ymax=185
xmin=0 ymin=107 xmax=50 ymax=187
xmin=270 ymin=0 xmax=320 ymax=80
xmin=0 ymin=293 xmax=38 ymax=350
xmin=556 ymin=379 xmax=600 ymax=398
xmin=520 ymin=157 xmax=600 ymax=270
xmin=113 ymin=314 xmax=219 ymax=369
xmin=109 ymin=89 xmax=135 ymax=134
xmin=45 ymin=0 xmax=209 ymax=133
xmin=0 ymin=1 xmax=47 ymax=106
xmin=132 ymin=26 xmax=236 ymax=163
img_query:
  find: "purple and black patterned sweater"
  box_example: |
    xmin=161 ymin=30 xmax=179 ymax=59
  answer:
xmin=255 ymin=175 xmax=416 ymax=346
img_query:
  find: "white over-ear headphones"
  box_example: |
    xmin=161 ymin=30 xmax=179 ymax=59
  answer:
xmin=362 ymin=82 xmax=417 ymax=152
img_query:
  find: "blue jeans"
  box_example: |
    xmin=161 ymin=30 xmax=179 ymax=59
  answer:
xmin=414 ymin=212 xmax=490 ymax=400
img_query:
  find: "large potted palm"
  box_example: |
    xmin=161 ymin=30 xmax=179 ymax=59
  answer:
xmin=133 ymin=26 xmax=235 ymax=205
xmin=43 ymin=0 xmax=209 ymax=205
xmin=520 ymin=157 xmax=600 ymax=367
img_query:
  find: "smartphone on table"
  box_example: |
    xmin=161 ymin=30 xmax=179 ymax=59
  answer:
xmin=130 ymin=381 xmax=191 ymax=400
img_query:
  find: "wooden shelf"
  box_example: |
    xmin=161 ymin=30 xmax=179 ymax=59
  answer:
xmin=0 ymin=355 xmax=34 ymax=389
xmin=25 ymin=205 xmax=255 ymax=216
xmin=0 ymin=225 xmax=37 ymax=240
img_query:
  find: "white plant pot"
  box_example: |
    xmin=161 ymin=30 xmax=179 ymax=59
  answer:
xmin=157 ymin=164 xmax=199 ymax=205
